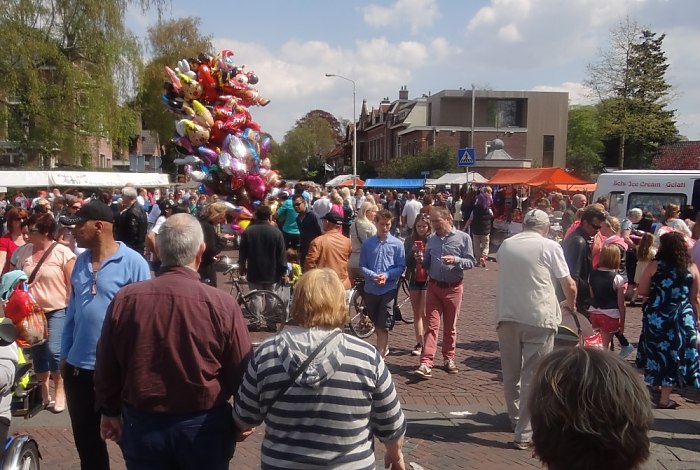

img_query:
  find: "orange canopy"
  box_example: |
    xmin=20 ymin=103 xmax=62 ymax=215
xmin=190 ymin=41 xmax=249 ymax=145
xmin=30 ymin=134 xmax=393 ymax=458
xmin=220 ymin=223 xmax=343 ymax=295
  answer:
xmin=486 ymin=168 xmax=592 ymax=189
xmin=336 ymin=178 xmax=364 ymax=187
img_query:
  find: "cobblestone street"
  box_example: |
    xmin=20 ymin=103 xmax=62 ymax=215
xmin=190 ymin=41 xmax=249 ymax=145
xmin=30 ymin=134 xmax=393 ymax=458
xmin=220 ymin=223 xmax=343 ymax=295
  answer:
xmin=12 ymin=250 xmax=700 ymax=469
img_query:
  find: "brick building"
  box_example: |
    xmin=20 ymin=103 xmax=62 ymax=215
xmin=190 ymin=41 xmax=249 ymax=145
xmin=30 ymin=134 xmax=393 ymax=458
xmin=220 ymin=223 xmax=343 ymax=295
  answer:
xmin=357 ymin=87 xmax=568 ymax=173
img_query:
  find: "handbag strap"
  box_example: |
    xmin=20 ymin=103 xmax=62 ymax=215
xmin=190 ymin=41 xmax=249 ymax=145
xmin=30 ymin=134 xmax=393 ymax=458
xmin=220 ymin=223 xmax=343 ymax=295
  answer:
xmin=28 ymin=242 xmax=58 ymax=285
xmin=269 ymin=329 xmax=341 ymax=407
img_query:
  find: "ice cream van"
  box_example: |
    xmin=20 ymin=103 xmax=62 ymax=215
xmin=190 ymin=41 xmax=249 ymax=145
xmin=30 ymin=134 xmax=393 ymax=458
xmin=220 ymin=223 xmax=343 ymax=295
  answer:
xmin=594 ymin=170 xmax=700 ymax=220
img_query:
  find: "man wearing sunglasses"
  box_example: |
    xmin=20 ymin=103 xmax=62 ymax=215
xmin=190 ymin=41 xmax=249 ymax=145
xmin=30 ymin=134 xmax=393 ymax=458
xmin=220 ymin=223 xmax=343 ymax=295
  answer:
xmin=561 ymin=205 xmax=607 ymax=316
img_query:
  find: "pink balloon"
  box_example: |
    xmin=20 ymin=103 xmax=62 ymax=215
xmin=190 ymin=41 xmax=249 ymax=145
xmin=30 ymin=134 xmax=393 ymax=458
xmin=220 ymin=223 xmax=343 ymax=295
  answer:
xmin=245 ymin=174 xmax=266 ymax=200
xmin=260 ymin=137 xmax=271 ymax=158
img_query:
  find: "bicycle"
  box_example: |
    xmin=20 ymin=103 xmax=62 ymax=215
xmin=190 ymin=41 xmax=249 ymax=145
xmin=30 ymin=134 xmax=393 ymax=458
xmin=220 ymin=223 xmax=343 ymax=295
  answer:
xmin=347 ymin=275 xmax=414 ymax=339
xmin=221 ymin=257 xmax=288 ymax=334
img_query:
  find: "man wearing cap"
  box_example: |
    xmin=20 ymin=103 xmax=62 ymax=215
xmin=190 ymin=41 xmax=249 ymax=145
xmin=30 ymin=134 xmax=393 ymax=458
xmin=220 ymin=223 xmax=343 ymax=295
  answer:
xmin=360 ymin=209 xmax=405 ymax=356
xmin=60 ymin=200 xmax=151 ymax=470
xmin=304 ymin=211 xmax=352 ymax=289
xmin=495 ymin=208 xmax=576 ymax=450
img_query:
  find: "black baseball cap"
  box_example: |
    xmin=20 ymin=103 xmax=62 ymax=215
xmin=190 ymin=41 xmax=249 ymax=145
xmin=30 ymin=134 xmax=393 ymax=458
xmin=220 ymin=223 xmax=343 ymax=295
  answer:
xmin=321 ymin=212 xmax=343 ymax=224
xmin=74 ymin=200 xmax=114 ymax=224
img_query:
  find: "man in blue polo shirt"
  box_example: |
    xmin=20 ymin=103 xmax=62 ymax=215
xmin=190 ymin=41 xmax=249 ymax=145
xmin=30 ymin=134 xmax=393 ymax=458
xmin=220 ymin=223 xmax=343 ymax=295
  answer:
xmin=60 ymin=200 xmax=150 ymax=470
xmin=360 ymin=209 xmax=405 ymax=357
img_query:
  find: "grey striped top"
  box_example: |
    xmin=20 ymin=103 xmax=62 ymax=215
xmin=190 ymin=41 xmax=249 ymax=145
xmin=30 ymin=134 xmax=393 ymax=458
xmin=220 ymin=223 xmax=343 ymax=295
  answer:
xmin=233 ymin=326 xmax=406 ymax=469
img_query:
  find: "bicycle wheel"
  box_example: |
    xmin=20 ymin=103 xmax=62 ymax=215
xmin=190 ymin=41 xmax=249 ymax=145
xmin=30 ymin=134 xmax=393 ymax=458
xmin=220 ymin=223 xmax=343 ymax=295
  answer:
xmin=394 ymin=278 xmax=414 ymax=324
xmin=241 ymin=290 xmax=287 ymax=332
xmin=348 ymin=288 xmax=375 ymax=338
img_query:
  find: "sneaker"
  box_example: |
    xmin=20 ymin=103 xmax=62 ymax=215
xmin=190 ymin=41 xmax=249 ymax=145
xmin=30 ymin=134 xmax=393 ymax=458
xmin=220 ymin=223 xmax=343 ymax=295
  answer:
xmin=513 ymin=440 xmax=532 ymax=450
xmin=619 ymin=344 xmax=635 ymax=359
xmin=411 ymin=343 xmax=422 ymax=356
xmin=444 ymin=359 xmax=459 ymax=374
xmin=414 ymin=364 xmax=432 ymax=378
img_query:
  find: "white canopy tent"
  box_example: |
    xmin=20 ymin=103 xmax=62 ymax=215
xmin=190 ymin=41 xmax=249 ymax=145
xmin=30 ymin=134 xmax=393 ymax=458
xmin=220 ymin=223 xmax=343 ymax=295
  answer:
xmin=430 ymin=172 xmax=488 ymax=186
xmin=0 ymin=171 xmax=170 ymax=188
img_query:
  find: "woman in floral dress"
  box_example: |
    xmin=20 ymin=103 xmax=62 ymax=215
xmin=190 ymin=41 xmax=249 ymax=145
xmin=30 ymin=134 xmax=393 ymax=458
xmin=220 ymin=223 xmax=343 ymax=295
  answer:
xmin=636 ymin=231 xmax=700 ymax=408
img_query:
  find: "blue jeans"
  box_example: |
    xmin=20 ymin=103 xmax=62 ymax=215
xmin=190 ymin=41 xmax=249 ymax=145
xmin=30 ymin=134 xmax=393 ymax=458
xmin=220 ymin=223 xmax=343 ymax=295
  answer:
xmin=31 ymin=308 xmax=65 ymax=373
xmin=119 ymin=404 xmax=236 ymax=470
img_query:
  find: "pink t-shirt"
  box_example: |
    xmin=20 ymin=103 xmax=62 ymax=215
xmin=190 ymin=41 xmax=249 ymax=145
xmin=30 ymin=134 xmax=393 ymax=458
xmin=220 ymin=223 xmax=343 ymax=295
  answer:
xmin=14 ymin=243 xmax=76 ymax=311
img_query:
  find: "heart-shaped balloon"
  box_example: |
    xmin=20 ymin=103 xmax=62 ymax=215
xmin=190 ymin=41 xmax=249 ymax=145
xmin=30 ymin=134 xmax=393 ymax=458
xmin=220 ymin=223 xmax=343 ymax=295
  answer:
xmin=245 ymin=174 xmax=266 ymax=200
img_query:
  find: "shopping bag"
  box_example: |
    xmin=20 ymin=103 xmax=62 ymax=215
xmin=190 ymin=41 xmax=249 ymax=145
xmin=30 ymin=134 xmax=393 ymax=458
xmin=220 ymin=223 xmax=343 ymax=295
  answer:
xmin=3 ymin=282 xmax=48 ymax=348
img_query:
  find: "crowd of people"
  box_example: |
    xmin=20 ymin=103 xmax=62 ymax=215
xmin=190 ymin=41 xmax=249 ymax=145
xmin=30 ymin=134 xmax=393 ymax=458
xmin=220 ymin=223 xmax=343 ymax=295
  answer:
xmin=0 ymin=181 xmax=696 ymax=469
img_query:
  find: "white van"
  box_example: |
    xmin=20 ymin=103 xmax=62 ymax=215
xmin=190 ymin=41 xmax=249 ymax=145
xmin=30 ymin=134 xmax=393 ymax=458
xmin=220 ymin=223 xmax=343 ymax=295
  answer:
xmin=594 ymin=170 xmax=700 ymax=220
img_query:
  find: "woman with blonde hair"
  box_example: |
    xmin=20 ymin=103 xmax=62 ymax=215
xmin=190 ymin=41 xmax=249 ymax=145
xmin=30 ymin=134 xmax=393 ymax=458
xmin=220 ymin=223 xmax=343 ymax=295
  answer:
xmin=349 ymin=201 xmax=378 ymax=279
xmin=197 ymin=201 xmax=233 ymax=286
xmin=233 ymin=268 xmax=406 ymax=469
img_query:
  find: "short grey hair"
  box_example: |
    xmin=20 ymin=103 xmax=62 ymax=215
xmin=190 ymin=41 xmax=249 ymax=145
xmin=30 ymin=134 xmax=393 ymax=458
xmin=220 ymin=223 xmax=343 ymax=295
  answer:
xmin=628 ymin=208 xmax=643 ymax=219
xmin=121 ymin=186 xmax=138 ymax=201
xmin=157 ymin=213 xmax=204 ymax=267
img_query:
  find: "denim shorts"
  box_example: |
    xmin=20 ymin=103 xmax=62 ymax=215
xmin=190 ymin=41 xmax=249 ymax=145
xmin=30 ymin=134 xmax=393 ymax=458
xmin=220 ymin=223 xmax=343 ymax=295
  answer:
xmin=31 ymin=308 xmax=66 ymax=373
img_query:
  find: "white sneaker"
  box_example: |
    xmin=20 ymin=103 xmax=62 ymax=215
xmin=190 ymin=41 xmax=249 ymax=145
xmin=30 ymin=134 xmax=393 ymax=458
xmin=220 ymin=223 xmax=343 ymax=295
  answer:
xmin=619 ymin=344 xmax=635 ymax=359
xmin=411 ymin=344 xmax=422 ymax=356
xmin=414 ymin=364 xmax=432 ymax=378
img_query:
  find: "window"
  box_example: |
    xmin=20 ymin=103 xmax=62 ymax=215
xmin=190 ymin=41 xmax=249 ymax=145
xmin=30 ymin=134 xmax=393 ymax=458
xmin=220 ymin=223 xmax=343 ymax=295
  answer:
xmin=542 ymin=135 xmax=554 ymax=167
xmin=488 ymin=100 xmax=521 ymax=127
xmin=607 ymin=192 xmax=625 ymax=218
xmin=627 ymin=192 xmax=686 ymax=220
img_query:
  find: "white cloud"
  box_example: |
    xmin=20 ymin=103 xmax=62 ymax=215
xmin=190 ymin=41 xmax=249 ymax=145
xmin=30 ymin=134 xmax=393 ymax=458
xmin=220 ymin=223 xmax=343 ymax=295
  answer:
xmin=362 ymin=0 xmax=440 ymax=33
xmin=497 ymin=24 xmax=522 ymax=43
xmin=532 ymin=82 xmax=595 ymax=105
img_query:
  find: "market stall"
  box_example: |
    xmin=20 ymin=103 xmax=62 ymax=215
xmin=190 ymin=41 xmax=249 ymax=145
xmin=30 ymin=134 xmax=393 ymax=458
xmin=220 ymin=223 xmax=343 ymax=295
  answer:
xmin=363 ymin=178 xmax=424 ymax=189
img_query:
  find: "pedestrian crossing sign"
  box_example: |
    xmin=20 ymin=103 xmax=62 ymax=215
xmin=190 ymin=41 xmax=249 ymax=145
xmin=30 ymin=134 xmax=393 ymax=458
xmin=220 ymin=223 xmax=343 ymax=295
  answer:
xmin=458 ymin=148 xmax=475 ymax=166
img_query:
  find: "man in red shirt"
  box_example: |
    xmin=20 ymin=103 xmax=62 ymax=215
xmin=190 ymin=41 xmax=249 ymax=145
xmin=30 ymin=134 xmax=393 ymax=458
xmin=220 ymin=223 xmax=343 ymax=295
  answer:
xmin=94 ymin=213 xmax=252 ymax=468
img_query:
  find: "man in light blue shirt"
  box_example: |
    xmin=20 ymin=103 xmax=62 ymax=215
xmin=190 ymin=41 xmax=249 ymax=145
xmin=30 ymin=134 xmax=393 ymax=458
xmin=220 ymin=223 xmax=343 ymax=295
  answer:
xmin=360 ymin=209 xmax=406 ymax=356
xmin=59 ymin=200 xmax=150 ymax=470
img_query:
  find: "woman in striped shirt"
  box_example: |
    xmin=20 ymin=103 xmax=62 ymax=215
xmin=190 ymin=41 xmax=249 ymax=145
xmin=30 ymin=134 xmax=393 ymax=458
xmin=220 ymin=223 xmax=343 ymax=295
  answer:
xmin=234 ymin=268 xmax=406 ymax=469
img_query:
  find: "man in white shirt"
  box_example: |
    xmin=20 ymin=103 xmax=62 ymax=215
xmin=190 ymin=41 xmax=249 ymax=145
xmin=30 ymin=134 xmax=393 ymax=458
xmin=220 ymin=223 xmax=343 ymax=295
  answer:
xmin=400 ymin=192 xmax=423 ymax=234
xmin=311 ymin=190 xmax=332 ymax=229
xmin=496 ymin=209 xmax=577 ymax=450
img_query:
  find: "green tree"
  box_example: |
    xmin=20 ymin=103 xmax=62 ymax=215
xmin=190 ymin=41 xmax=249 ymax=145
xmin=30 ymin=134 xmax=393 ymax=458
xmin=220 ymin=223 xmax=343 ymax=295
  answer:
xmin=566 ymin=105 xmax=604 ymax=179
xmin=381 ymin=146 xmax=454 ymax=178
xmin=276 ymin=113 xmax=337 ymax=179
xmin=0 ymin=0 xmax=165 ymax=167
xmin=585 ymin=17 xmax=677 ymax=169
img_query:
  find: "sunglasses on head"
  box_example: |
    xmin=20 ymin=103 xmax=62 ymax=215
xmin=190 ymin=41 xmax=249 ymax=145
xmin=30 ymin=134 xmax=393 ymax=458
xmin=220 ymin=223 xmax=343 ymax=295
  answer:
xmin=293 ymin=202 xmax=303 ymax=207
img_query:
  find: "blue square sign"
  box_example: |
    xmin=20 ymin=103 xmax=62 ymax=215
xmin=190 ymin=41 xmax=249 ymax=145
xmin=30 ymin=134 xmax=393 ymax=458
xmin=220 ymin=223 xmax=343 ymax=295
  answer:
xmin=457 ymin=148 xmax=475 ymax=166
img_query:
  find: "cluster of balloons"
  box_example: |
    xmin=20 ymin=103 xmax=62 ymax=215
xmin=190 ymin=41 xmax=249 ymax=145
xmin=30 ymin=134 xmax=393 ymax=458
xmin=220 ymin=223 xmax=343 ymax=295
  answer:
xmin=163 ymin=49 xmax=282 ymax=210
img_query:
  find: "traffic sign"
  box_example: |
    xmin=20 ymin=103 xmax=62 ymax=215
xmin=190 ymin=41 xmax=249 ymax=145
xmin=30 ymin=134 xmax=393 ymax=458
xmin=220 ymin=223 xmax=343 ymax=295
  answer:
xmin=457 ymin=147 xmax=475 ymax=166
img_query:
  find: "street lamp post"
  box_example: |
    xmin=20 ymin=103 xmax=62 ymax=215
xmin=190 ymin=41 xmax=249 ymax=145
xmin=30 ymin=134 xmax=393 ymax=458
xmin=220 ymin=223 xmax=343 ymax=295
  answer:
xmin=325 ymin=73 xmax=357 ymax=189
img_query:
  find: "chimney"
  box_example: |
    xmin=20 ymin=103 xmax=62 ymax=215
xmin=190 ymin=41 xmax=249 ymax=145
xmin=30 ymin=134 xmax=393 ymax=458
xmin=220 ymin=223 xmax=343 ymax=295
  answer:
xmin=399 ymin=85 xmax=408 ymax=100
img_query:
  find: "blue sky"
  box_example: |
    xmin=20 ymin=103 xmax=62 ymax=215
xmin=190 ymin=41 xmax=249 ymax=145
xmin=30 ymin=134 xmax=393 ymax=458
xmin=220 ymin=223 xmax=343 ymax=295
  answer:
xmin=127 ymin=0 xmax=700 ymax=144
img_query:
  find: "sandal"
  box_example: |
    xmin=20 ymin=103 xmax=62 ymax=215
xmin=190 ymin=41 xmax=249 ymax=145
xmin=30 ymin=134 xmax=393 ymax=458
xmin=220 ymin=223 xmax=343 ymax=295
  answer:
xmin=657 ymin=399 xmax=679 ymax=409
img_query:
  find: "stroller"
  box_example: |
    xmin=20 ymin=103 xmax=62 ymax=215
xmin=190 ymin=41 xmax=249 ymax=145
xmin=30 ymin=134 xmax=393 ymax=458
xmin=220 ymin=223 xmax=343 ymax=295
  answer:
xmin=555 ymin=307 xmax=603 ymax=349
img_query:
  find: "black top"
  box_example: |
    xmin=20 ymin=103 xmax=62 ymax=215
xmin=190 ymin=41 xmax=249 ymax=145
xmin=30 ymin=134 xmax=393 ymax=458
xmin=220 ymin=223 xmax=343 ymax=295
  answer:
xmin=239 ymin=222 xmax=287 ymax=284
xmin=115 ymin=203 xmax=147 ymax=254
xmin=470 ymin=204 xmax=493 ymax=236
xmin=589 ymin=270 xmax=619 ymax=310
xmin=198 ymin=219 xmax=227 ymax=287
xmin=296 ymin=211 xmax=322 ymax=263
xmin=561 ymin=226 xmax=593 ymax=313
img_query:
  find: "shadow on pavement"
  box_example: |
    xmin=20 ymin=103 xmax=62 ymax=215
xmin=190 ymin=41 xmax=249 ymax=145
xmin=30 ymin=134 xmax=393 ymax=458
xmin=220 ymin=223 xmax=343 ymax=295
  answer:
xmin=405 ymin=411 xmax=513 ymax=449
xmin=651 ymin=417 xmax=700 ymax=434
xmin=650 ymin=436 xmax=700 ymax=453
xmin=459 ymin=340 xmax=500 ymax=353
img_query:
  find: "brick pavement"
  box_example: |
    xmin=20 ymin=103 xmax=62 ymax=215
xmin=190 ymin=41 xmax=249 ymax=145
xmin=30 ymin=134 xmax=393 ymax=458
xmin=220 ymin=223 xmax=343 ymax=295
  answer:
xmin=11 ymin=252 xmax=700 ymax=469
